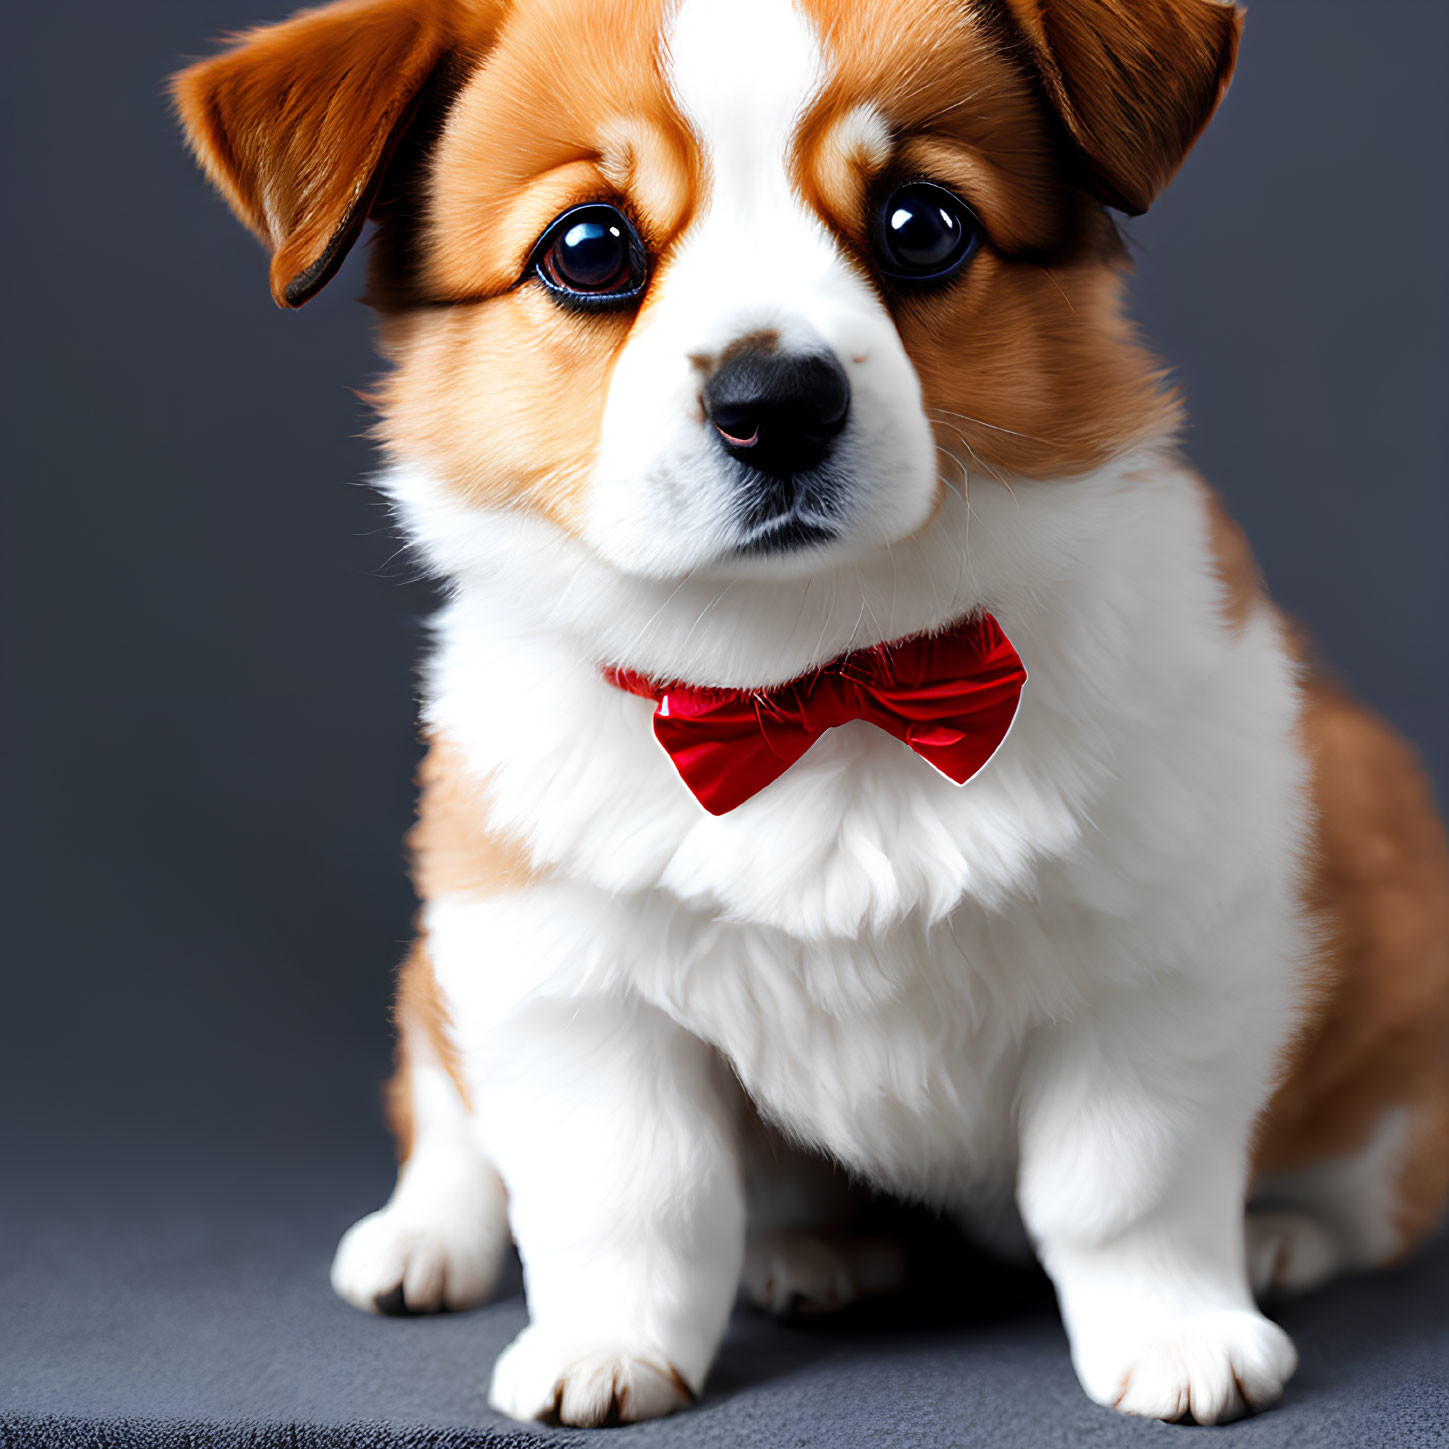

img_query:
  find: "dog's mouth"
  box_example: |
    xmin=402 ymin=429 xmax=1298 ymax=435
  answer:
xmin=730 ymin=463 xmax=847 ymax=556
xmin=733 ymin=508 xmax=840 ymax=556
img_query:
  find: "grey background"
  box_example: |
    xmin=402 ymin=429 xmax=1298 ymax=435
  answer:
xmin=2 ymin=1 xmax=1446 ymax=1443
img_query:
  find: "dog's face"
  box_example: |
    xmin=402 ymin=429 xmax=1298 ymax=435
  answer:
xmin=176 ymin=0 xmax=1238 ymax=582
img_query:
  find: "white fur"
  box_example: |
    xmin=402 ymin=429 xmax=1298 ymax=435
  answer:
xmin=334 ymin=0 xmax=1349 ymax=1428
xmin=396 ymin=446 xmax=1312 ymax=1423
xmin=1246 ymin=1211 xmax=1343 ymax=1297
xmin=743 ymin=1231 xmax=908 ymax=1316
xmin=331 ymin=1048 xmax=508 ymax=1315
xmin=584 ymin=0 xmax=937 ymax=579
xmin=1252 ymin=1104 xmax=1414 ymax=1277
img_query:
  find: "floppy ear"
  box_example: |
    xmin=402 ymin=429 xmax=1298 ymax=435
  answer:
xmin=172 ymin=0 xmax=475 ymax=307
xmin=1003 ymin=0 xmax=1243 ymax=216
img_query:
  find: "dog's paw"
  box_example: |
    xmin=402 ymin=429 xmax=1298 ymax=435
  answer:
xmin=489 ymin=1324 xmax=694 ymax=1427
xmin=1246 ymin=1210 xmax=1341 ymax=1298
xmin=1089 ymin=1309 xmax=1297 ymax=1424
xmin=742 ymin=1231 xmax=907 ymax=1317
xmin=330 ymin=1200 xmax=504 ymax=1315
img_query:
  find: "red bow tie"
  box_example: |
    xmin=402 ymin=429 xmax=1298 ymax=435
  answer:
xmin=603 ymin=613 xmax=1026 ymax=815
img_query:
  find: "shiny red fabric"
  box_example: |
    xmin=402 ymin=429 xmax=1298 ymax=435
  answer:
xmin=603 ymin=613 xmax=1027 ymax=815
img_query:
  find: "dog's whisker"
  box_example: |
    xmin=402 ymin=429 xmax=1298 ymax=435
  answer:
xmin=1037 ymin=265 xmax=1078 ymax=315
xmin=781 ymin=576 xmax=812 ymax=677
xmin=810 ymin=571 xmax=839 ymax=664
xmin=853 ymin=564 xmax=883 ymax=645
xmin=885 ymin=541 xmax=899 ymax=638
xmin=676 ymin=580 xmax=735 ymax=657
xmin=847 ymin=586 xmax=870 ymax=654
xmin=618 ymin=564 xmax=705 ymax=661
xmin=939 ymin=424 xmax=1020 ymax=513
xmin=929 ymin=408 xmax=1054 ymax=446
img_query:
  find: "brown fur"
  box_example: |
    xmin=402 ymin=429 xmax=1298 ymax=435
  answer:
xmin=409 ymin=734 xmax=541 ymax=899
xmin=1198 ymin=479 xmax=1266 ymax=634
xmin=996 ymin=0 xmax=1243 ymax=216
xmin=1255 ymin=666 xmax=1449 ymax=1254
xmin=905 ymin=254 xmax=1177 ymax=480
xmin=387 ymin=735 xmax=541 ymax=1161
xmin=386 ymin=936 xmax=471 ymax=1162
xmin=797 ymin=0 xmax=1073 ymax=254
xmin=372 ymin=0 xmax=697 ymax=532
xmin=171 ymin=0 xmax=505 ymax=307
xmin=1198 ymin=502 xmax=1449 ymax=1254
xmin=798 ymin=0 xmax=1180 ymax=478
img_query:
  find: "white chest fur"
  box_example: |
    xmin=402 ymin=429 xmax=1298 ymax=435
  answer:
xmin=398 ymin=447 xmax=1310 ymax=1198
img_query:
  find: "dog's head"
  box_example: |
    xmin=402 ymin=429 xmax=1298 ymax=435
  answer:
xmin=175 ymin=0 xmax=1238 ymax=583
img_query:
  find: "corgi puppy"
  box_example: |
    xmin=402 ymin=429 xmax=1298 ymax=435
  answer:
xmin=174 ymin=0 xmax=1449 ymax=1427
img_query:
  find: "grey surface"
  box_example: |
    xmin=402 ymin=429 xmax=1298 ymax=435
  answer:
xmin=3 ymin=1 xmax=1448 ymax=1446
xmin=2 ymin=1165 xmax=1448 ymax=1448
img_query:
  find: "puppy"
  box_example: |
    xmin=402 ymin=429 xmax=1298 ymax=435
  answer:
xmin=174 ymin=0 xmax=1449 ymax=1427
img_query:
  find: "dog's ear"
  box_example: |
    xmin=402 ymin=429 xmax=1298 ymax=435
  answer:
xmin=172 ymin=0 xmax=488 ymax=307
xmin=1002 ymin=0 xmax=1242 ymax=216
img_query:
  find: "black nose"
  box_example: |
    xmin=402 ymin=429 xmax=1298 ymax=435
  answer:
xmin=703 ymin=346 xmax=850 ymax=476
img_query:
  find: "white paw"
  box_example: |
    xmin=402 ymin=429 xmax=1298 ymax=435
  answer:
xmin=1092 ymin=1309 xmax=1298 ymax=1424
xmin=489 ymin=1323 xmax=694 ymax=1427
xmin=1246 ymin=1210 xmax=1341 ymax=1297
xmin=330 ymin=1199 xmax=505 ymax=1315
xmin=742 ymin=1231 xmax=907 ymax=1316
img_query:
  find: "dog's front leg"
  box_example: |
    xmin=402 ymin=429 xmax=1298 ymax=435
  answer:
xmin=468 ymin=973 xmax=745 ymax=1427
xmin=1016 ymin=980 xmax=1298 ymax=1424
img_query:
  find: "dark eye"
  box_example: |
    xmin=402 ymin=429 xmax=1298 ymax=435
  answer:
xmin=875 ymin=182 xmax=981 ymax=284
xmin=532 ymin=204 xmax=648 ymax=307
